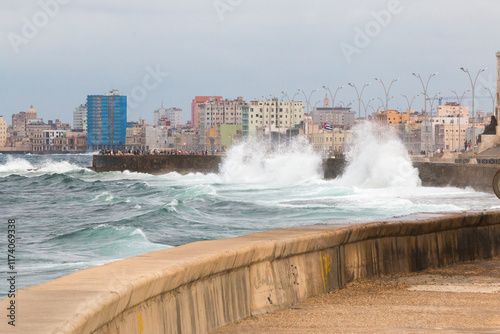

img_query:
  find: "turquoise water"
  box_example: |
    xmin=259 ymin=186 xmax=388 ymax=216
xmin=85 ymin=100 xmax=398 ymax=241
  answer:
xmin=0 ymin=133 xmax=498 ymax=296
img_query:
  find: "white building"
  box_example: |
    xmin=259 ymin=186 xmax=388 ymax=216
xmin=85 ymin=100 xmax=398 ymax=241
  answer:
xmin=145 ymin=125 xmax=172 ymax=149
xmin=42 ymin=129 xmax=68 ymax=151
xmin=242 ymin=99 xmax=304 ymax=138
xmin=421 ymin=116 xmax=470 ymax=152
xmin=73 ymin=104 xmax=87 ymax=131
xmin=154 ymin=107 xmax=183 ymax=128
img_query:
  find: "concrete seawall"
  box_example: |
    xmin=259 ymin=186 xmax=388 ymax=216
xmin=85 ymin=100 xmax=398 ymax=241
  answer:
xmin=92 ymin=155 xmax=222 ymax=174
xmin=2 ymin=211 xmax=499 ymax=333
xmin=92 ymin=155 xmax=499 ymax=193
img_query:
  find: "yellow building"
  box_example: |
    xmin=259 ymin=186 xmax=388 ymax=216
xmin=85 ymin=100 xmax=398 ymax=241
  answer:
xmin=0 ymin=116 xmax=6 ymax=147
xmin=311 ymin=128 xmax=352 ymax=155
xmin=374 ymin=110 xmax=410 ymax=124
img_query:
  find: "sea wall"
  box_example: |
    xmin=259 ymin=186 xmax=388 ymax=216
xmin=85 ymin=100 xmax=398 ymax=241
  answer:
xmin=92 ymin=155 xmax=499 ymax=193
xmin=92 ymin=154 xmax=222 ymax=174
xmin=2 ymin=211 xmax=499 ymax=334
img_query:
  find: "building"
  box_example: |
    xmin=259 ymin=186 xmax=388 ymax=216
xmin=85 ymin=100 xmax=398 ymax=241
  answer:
xmin=27 ymin=121 xmax=55 ymax=152
xmin=27 ymin=105 xmax=37 ymax=121
xmin=0 ymin=116 xmax=7 ymax=147
xmin=373 ymin=110 xmax=410 ymax=124
xmin=200 ymin=97 xmax=247 ymax=149
xmin=86 ymin=89 xmax=127 ymax=151
xmin=191 ymin=96 xmax=223 ymax=129
xmin=145 ymin=125 xmax=172 ymax=149
xmin=242 ymin=99 xmax=304 ymax=138
xmin=64 ymin=132 xmax=87 ymax=152
xmin=12 ymin=111 xmax=27 ymax=137
xmin=73 ymin=104 xmax=87 ymax=131
xmin=436 ymin=103 xmax=469 ymax=118
xmin=125 ymin=119 xmax=147 ymax=151
xmin=154 ymin=107 xmax=183 ymax=128
xmin=311 ymin=96 xmax=355 ymax=127
xmin=421 ymin=116 xmax=470 ymax=152
xmin=42 ymin=129 xmax=68 ymax=152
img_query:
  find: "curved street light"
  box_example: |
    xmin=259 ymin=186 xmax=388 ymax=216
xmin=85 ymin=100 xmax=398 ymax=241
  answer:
xmin=348 ymin=82 xmax=371 ymax=120
xmin=360 ymin=98 xmax=374 ymax=120
xmin=282 ymin=91 xmax=301 ymax=141
xmin=460 ymin=67 xmax=487 ymax=158
xmin=374 ymin=78 xmax=398 ymax=111
xmin=412 ymin=72 xmax=438 ymax=155
xmin=482 ymin=86 xmax=497 ymax=119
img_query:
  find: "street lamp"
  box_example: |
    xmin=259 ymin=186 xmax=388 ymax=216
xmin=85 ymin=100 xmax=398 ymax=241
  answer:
xmin=427 ymin=92 xmax=441 ymax=153
xmin=402 ymin=94 xmax=419 ymax=148
xmin=460 ymin=67 xmax=487 ymax=159
xmin=360 ymin=98 xmax=374 ymax=120
xmin=412 ymin=72 xmax=438 ymax=155
xmin=281 ymin=91 xmax=300 ymax=141
xmin=374 ymin=78 xmax=398 ymax=111
xmin=482 ymin=86 xmax=497 ymax=119
xmin=299 ymin=89 xmax=317 ymax=115
xmin=348 ymin=82 xmax=371 ymax=120
xmin=323 ymin=85 xmax=343 ymax=157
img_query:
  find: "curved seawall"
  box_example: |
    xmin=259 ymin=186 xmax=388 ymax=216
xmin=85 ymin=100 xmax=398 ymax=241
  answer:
xmin=2 ymin=211 xmax=500 ymax=333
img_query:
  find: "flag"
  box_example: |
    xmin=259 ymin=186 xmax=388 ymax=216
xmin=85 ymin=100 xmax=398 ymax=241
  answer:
xmin=323 ymin=123 xmax=333 ymax=131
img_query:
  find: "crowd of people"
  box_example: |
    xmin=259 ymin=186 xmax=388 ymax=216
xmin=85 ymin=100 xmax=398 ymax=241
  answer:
xmin=97 ymin=149 xmax=219 ymax=156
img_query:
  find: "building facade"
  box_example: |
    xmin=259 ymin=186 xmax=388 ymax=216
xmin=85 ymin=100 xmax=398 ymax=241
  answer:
xmin=242 ymin=99 xmax=304 ymax=138
xmin=191 ymin=96 xmax=223 ymax=129
xmin=199 ymin=97 xmax=247 ymax=149
xmin=154 ymin=107 xmax=183 ymax=128
xmin=87 ymin=90 xmax=127 ymax=151
xmin=0 ymin=116 xmax=7 ymax=148
xmin=73 ymin=104 xmax=87 ymax=131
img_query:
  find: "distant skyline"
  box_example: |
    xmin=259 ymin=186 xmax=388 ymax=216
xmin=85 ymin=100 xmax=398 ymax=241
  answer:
xmin=1 ymin=0 xmax=499 ymax=126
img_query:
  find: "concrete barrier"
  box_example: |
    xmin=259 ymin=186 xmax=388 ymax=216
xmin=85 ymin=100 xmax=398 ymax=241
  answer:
xmin=2 ymin=211 xmax=499 ymax=333
xmin=92 ymin=155 xmax=500 ymax=193
xmin=92 ymin=155 xmax=222 ymax=174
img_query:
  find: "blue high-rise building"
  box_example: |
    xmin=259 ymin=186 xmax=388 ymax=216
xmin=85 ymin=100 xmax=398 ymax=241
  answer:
xmin=86 ymin=90 xmax=127 ymax=151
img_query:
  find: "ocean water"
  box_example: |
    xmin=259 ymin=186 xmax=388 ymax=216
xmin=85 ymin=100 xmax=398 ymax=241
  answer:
xmin=0 ymin=123 xmax=499 ymax=295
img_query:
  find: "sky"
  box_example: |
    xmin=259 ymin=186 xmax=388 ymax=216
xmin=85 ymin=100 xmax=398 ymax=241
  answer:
xmin=1 ymin=0 xmax=499 ymax=126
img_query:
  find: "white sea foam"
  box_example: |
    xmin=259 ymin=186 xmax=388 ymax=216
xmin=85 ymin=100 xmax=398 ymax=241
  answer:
xmin=336 ymin=122 xmax=421 ymax=189
xmin=0 ymin=156 xmax=35 ymax=173
xmin=219 ymin=137 xmax=323 ymax=186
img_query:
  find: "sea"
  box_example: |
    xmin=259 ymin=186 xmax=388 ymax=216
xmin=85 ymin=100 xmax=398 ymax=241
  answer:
xmin=1 ymin=123 xmax=499 ymax=297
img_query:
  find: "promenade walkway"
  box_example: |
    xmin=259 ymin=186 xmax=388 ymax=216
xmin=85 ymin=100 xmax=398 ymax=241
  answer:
xmin=213 ymin=257 xmax=500 ymax=333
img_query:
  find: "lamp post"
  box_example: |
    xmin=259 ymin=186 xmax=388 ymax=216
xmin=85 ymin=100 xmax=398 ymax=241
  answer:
xmin=412 ymin=72 xmax=438 ymax=155
xmin=361 ymin=98 xmax=374 ymax=120
xmin=323 ymin=85 xmax=343 ymax=157
xmin=451 ymin=90 xmax=469 ymax=151
xmin=281 ymin=91 xmax=300 ymax=142
xmin=261 ymin=96 xmax=273 ymax=147
xmin=374 ymin=78 xmax=398 ymax=111
xmin=460 ymin=67 xmax=487 ymax=159
xmin=482 ymin=86 xmax=497 ymax=119
xmin=348 ymin=82 xmax=371 ymax=120
xmin=402 ymin=94 xmax=419 ymax=148
xmin=427 ymin=92 xmax=441 ymax=153
xmin=299 ymin=89 xmax=317 ymax=140
xmin=299 ymin=89 xmax=317 ymax=115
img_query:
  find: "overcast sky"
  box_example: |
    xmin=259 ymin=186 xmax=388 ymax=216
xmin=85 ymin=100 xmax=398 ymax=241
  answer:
xmin=1 ymin=0 xmax=499 ymax=125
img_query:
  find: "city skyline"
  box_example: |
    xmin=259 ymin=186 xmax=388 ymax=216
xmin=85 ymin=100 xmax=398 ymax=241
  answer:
xmin=1 ymin=1 xmax=499 ymax=125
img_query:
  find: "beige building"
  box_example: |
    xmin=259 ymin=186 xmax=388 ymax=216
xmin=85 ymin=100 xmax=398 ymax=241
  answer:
xmin=436 ymin=102 xmax=469 ymax=118
xmin=242 ymin=99 xmax=304 ymax=138
xmin=12 ymin=112 xmax=27 ymax=137
xmin=125 ymin=119 xmax=147 ymax=151
xmin=0 ymin=116 xmax=7 ymax=148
